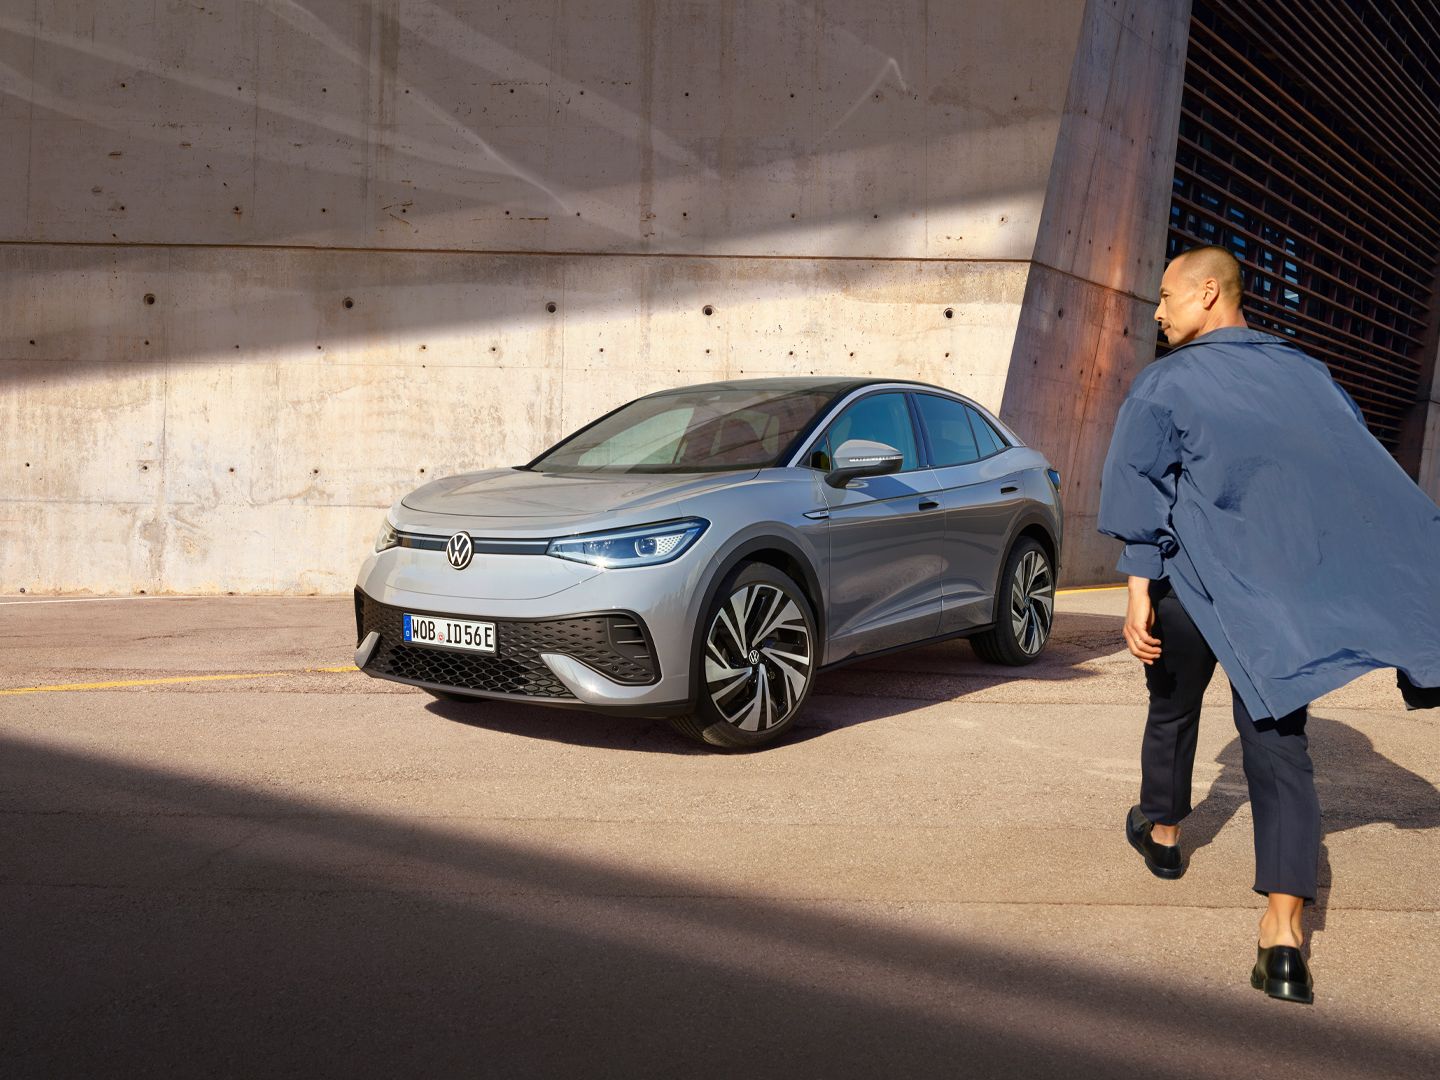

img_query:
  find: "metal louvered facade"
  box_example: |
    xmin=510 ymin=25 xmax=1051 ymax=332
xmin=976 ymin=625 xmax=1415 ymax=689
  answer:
xmin=1168 ymin=0 xmax=1440 ymax=465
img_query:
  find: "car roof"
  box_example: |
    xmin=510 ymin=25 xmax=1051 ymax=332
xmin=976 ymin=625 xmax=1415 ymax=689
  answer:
xmin=639 ymin=376 xmax=1023 ymax=452
xmin=645 ymin=376 xmax=953 ymax=397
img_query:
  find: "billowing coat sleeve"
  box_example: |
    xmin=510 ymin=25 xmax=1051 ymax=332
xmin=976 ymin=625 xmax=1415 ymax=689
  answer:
xmin=1098 ymin=394 xmax=1182 ymax=580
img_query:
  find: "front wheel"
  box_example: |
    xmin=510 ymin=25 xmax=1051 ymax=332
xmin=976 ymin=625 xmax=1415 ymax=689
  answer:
xmin=668 ymin=563 xmax=818 ymax=750
xmin=970 ymin=538 xmax=1055 ymax=666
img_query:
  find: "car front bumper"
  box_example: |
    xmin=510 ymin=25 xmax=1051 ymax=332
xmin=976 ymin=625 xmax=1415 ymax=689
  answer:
xmin=352 ymin=541 xmax=711 ymax=712
xmin=353 ymin=589 xmax=691 ymax=714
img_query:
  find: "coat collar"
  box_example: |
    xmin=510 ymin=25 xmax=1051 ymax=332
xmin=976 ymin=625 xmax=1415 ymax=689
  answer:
xmin=1165 ymin=326 xmax=1290 ymax=354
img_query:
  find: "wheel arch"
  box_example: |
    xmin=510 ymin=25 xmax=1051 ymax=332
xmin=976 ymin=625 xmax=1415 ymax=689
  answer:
xmin=989 ymin=511 xmax=1060 ymax=624
xmin=687 ymin=534 xmax=825 ymax=701
xmin=696 ymin=535 xmax=825 ymax=641
xmin=1016 ymin=521 xmax=1057 ymax=571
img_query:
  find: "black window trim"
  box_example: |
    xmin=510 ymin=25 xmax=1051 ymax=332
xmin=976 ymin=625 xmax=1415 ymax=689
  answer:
xmin=963 ymin=402 xmax=1005 ymax=463
xmin=906 ymin=391 xmax=936 ymax=468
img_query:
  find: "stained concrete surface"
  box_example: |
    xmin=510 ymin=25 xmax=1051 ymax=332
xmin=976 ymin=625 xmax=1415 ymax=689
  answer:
xmin=1 ymin=587 xmax=1438 ymax=1078
xmin=2 ymin=0 xmax=1199 ymax=595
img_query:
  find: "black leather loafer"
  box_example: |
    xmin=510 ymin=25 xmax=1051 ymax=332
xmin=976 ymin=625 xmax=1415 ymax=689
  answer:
xmin=1125 ymin=804 xmax=1184 ymax=879
xmin=1251 ymin=944 xmax=1314 ymax=1004
xmin=1398 ymin=670 xmax=1440 ymax=711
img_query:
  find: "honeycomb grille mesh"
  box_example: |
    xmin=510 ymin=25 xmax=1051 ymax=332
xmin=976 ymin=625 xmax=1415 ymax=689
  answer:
xmin=357 ymin=593 xmax=657 ymax=698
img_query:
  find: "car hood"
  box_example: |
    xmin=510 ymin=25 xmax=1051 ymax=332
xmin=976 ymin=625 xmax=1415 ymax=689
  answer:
xmin=399 ymin=467 xmax=760 ymax=523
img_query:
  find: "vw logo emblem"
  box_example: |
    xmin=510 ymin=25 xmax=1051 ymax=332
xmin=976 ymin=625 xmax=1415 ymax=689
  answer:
xmin=748 ymin=649 xmax=761 ymax=665
xmin=445 ymin=532 xmax=474 ymax=571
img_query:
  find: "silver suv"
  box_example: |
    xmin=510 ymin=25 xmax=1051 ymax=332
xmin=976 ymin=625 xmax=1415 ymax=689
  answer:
xmin=355 ymin=377 xmax=1062 ymax=748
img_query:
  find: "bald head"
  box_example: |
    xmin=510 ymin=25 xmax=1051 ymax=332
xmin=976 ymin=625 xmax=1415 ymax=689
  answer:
xmin=1171 ymin=245 xmax=1244 ymax=305
xmin=1155 ymin=244 xmax=1248 ymax=346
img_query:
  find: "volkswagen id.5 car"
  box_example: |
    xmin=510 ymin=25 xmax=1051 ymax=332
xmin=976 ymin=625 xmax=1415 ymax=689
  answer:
xmin=355 ymin=377 xmax=1062 ymax=748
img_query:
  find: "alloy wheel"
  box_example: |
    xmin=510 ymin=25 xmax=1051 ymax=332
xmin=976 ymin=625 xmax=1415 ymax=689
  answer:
xmin=1010 ymin=549 xmax=1054 ymax=656
xmin=703 ymin=582 xmax=813 ymax=732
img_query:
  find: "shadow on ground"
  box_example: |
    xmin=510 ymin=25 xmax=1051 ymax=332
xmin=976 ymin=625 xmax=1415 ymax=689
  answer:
xmin=2 ymin=733 xmax=1439 ymax=1079
xmin=423 ymin=610 xmax=1128 ymax=752
xmin=1185 ymin=715 xmax=1440 ymax=941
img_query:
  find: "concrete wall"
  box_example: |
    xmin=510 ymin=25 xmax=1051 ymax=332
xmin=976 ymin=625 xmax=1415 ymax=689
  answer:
xmin=1 ymin=0 xmax=1185 ymax=594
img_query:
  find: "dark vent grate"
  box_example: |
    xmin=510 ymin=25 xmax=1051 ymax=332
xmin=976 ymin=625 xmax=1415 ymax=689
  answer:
xmin=357 ymin=594 xmax=658 ymax=697
xmin=1168 ymin=1 xmax=1440 ymax=460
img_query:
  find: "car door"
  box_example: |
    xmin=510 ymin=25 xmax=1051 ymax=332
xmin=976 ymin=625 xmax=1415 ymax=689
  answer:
xmin=813 ymin=391 xmax=944 ymax=662
xmin=912 ymin=393 xmax=1022 ymax=633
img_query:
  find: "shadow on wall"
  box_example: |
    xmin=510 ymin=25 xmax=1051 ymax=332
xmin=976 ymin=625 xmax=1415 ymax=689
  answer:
xmin=4 ymin=728 xmax=1440 ymax=1079
xmin=0 ymin=0 xmax=1072 ymax=376
xmin=1 ymin=1 xmax=1038 ymax=238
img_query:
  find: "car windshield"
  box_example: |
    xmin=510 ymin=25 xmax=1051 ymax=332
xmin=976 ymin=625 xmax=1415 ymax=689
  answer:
xmin=530 ymin=387 xmax=836 ymax=474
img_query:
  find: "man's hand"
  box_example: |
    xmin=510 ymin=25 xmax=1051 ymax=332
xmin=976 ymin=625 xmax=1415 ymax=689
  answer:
xmin=1124 ymin=575 xmax=1162 ymax=665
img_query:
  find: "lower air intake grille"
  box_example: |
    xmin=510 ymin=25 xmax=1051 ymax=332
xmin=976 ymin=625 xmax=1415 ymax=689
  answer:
xmin=357 ymin=593 xmax=658 ymax=697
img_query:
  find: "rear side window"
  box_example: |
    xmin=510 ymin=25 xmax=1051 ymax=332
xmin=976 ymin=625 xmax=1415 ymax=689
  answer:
xmin=914 ymin=394 xmax=981 ymax=467
xmin=967 ymin=407 xmax=1008 ymax=458
xmin=822 ymin=393 xmax=920 ymax=471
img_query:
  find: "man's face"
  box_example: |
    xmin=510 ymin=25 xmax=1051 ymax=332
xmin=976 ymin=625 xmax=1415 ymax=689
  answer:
xmin=1154 ymin=261 xmax=1209 ymax=346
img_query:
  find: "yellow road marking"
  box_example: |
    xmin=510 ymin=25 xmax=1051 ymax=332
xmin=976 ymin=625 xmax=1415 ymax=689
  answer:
xmin=0 ymin=666 xmax=360 ymax=696
xmin=4 ymin=584 xmax=1126 ymax=697
xmin=5 ymin=589 xmax=1124 ymax=695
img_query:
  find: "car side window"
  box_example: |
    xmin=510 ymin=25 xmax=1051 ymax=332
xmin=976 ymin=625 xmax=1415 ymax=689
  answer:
xmin=821 ymin=393 xmax=920 ymax=472
xmin=967 ymin=407 xmax=1007 ymax=458
xmin=915 ymin=394 xmax=981 ymax=467
xmin=807 ymin=433 xmax=834 ymax=472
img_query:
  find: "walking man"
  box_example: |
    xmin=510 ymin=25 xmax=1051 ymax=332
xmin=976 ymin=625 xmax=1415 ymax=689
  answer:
xmin=1097 ymin=244 xmax=1440 ymax=1004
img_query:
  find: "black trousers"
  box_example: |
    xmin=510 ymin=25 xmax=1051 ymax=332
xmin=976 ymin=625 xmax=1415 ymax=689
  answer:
xmin=1140 ymin=581 xmax=1321 ymax=902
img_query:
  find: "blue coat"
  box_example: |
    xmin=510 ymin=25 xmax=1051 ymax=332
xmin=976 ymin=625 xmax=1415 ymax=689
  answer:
xmin=1098 ymin=327 xmax=1440 ymax=721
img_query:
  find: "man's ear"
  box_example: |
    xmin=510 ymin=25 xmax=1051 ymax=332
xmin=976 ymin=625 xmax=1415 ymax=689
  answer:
xmin=1199 ymin=277 xmax=1220 ymax=310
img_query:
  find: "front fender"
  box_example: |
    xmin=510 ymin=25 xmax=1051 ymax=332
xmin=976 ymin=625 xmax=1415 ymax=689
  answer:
xmin=682 ymin=525 xmax=827 ymax=705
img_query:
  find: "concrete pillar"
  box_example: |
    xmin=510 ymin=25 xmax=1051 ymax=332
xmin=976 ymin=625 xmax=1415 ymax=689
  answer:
xmin=998 ymin=0 xmax=1193 ymax=583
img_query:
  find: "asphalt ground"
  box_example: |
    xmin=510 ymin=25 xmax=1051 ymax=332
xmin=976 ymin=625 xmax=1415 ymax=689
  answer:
xmin=2 ymin=589 xmax=1437 ymax=1079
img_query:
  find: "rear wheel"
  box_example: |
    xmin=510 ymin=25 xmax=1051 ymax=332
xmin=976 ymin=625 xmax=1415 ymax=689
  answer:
xmin=970 ymin=538 xmax=1054 ymax=666
xmin=668 ymin=563 xmax=818 ymax=750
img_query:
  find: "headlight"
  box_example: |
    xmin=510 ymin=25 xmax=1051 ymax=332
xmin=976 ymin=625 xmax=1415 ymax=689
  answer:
xmin=546 ymin=518 xmax=708 ymax=569
xmin=374 ymin=518 xmax=399 ymax=553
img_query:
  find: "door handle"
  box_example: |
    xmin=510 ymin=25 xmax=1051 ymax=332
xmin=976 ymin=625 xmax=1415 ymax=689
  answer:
xmin=918 ymin=499 xmax=940 ymax=511
xmin=1000 ymin=485 xmax=1019 ymax=494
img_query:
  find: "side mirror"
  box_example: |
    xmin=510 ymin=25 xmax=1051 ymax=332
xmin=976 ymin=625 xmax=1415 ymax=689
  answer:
xmin=825 ymin=439 xmax=904 ymax=488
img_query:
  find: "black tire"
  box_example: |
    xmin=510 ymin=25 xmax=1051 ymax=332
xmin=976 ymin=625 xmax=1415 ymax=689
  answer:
xmin=970 ymin=537 xmax=1055 ymax=666
xmin=668 ymin=562 xmax=819 ymax=750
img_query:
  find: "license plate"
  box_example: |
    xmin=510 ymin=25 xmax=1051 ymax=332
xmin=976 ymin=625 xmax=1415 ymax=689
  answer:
xmin=403 ymin=613 xmax=496 ymax=653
